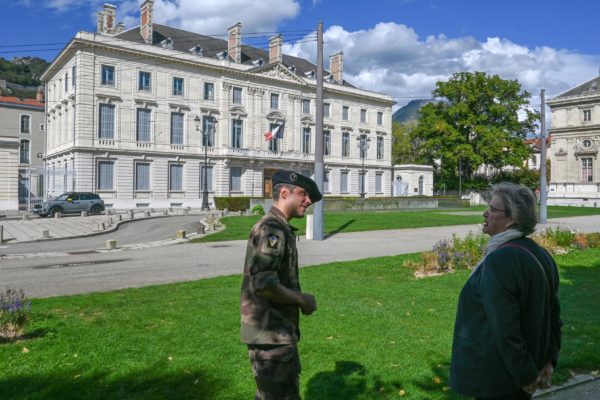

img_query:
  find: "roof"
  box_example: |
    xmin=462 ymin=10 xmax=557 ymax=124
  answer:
xmin=115 ymin=24 xmax=355 ymax=87
xmin=0 ymin=96 xmax=44 ymax=109
xmin=551 ymin=76 xmax=600 ymax=100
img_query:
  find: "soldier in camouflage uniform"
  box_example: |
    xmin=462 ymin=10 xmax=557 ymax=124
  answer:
xmin=241 ymin=170 xmax=323 ymax=400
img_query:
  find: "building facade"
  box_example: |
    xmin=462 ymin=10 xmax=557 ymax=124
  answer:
xmin=0 ymin=95 xmax=45 ymax=210
xmin=41 ymin=1 xmax=395 ymax=209
xmin=547 ymin=76 xmax=600 ymax=206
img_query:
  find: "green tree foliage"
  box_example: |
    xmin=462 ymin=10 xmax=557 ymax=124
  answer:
xmin=391 ymin=121 xmax=425 ymax=164
xmin=0 ymin=57 xmax=49 ymax=98
xmin=413 ymin=72 xmax=539 ymax=189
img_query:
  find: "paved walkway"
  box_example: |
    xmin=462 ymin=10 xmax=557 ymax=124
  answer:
xmin=535 ymin=375 xmax=599 ymax=399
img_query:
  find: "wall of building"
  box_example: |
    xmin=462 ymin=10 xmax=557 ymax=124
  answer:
xmin=0 ymin=137 xmax=20 ymax=210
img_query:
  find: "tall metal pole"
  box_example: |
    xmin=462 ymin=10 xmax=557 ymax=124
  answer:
xmin=540 ymin=89 xmax=548 ymax=224
xmin=313 ymin=21 xmax=325 ymax=240
xmin=203 ymin=132 xmax=209 ymax=211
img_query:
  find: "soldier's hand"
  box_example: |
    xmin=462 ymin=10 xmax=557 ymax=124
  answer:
xmin=300 ymin=293 xmax=317 ymax=315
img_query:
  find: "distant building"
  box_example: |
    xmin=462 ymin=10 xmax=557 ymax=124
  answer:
xmin=547 ymin=76 xmax=600 ymax=206
xmin=41 ymin=1 xmax=396 ymax=209
xmin=0 ymin=92 xmax=45 ymax=210
xmin=392 ymin=164 xmax=433 ymax=196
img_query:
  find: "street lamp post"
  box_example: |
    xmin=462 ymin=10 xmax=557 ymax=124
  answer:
xmin=194 ymin=115 xmax=216 ymax=211
xmin=356 ymin=134 xmax=371 ymax=198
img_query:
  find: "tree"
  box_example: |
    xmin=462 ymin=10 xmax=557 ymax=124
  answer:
xmin=391 ymin=121 xmax=424 ymax=165
xmin=413 ymin=72 xmax=539 ymax=190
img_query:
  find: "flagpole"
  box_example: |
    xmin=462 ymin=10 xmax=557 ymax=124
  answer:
xmin=313 ymin=20 xmax=325 ymax=241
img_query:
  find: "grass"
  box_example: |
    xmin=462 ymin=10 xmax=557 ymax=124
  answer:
xmin=1 ymin=249 xmax=599 ymax=399
xmin=194 ymin=205 xmax=600 ymax=242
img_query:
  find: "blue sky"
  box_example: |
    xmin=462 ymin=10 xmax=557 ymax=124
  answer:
xmin=2 ymin=0 xmax=599 ymax=106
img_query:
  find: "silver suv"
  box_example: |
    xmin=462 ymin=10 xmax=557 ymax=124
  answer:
xmin=33 ymin=192 xmax=105 ymax=217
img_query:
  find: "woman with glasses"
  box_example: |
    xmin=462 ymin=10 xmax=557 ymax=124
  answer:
xmin=450 ymin=182 xmax=562 ymax=400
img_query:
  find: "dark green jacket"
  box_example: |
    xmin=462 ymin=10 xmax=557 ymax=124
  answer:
xmin=450 ymin=237 xmax=562 ymax=398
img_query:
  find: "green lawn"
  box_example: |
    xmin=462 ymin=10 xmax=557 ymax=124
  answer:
xmin=1 ymin=249 xmax=599 ymax=399
xmin=195 ymin=205 xmax=600 ymax=242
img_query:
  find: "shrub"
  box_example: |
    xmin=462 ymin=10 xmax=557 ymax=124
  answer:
xmin=544 ymin=226 xmax=576 ymax=248
xmin=251 ymin=204 xmax=265 ymax=216
xmin=586 ymin=232 xmax=600 ymax=248
xmin=214 ymin=197 xmax=256 ymax=212
xmin=572 ymin=233 xmax=589 ymax=250
xmin=0 ymin=288 xmax=32 ymax=342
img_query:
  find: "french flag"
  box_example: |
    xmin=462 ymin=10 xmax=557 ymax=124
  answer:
xmin=264 ymin=121 xmax=285 ymax=141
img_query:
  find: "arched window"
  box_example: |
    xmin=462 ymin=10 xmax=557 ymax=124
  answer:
xmin=418 ymin=175 xmax=424 ymax=195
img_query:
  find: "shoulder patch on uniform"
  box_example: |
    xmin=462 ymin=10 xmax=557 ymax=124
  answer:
xmin=267 ymin=234 xmax=280 ymax=249
xmin=259 ymin=226 xmax=285 ymax=256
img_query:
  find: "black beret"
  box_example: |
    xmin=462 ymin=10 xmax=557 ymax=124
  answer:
xmin=272 ymin=170 xmax=323 ymax=203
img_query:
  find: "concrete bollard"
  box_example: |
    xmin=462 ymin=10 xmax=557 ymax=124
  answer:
xmin=98 ymin=222 xmax=105 ymax=231
xmin=42 ymin=229 xmax=50 ymax=239
xmin=197 ymin=223 xmax=205 ymax=234
xmin=128 ymin=210 xmax=134 ymax=219
xmin=0 ymin=225 xmax=3 ymax=243
xmin=305 ymin=215 xmax=314 ymax=240
xmin=81 ymin=211 xmax=88 ymax=217
xmin=176 ymin=230 xmax=186 ymax=239
xmin=22 ymin=214 xmax=30 ymax=221
xmin=117 ymin=214 xmax=122 ymax=221
xmin=150 ymin=208 xmax=155 ymax=213
xmin=145 ymin=211 xmax=151 ymax=217
xmin=54 ymin=212 xmax=61 ymax=219
xmin=107 ymin=210 xmax=113 ymax=216
xmin=106 ymin=239 xmax=117 ymax=250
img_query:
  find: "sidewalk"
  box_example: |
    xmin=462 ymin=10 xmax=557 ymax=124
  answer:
xmin=535 ymin=375 xmax=599 ymax=399
xmin=0 ymin=208 xmax=211 ymax=243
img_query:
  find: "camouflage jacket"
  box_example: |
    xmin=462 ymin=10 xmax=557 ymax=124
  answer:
xmin=240 ymin=207 xmax=301 ymax=345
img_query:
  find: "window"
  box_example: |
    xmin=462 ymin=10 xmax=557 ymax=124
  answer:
xmin=583 ymin=139 xmax=592 ymax=148
xmin=19 ymin=139 xmax=30 ymax=163
xmin=139 ymin=71 xmax=151 ymax=91
xmin=72 ymin=65 xmax=76 ymax=88
xmin=583 ymin=109 xmax=592 ymax=122
xmin=531 ymin=155 xmax=537 ymax=166
xmin=342 ymin=132 xmax=350 ymax=157
xmin=230 ymin=166 xmax=242 ymax=191
xmin=204 ymin=82 xmax=214 ymax=101
xmin=169 ymin=164 xmax=183 ymax=191
xmin=202 ymin=116 xmax=216 ymax=147
xmin=302 ymin=99 xmax=310 ymax=114
xmin=377 ymin=112 xmax=383 ymax=126
xmin=101 ymin=65 xmax=115 ymax=86
xmin=358 ymin=171 xmax=365 ymax=194
xmin=377 ymin=136 xmax=384 ymax=160
xmin=324 ymin=130 xmax=331 ymax=156
xmin=360 ymin=109 xmax=367 ymax=123
xmin=172 ymin=77 xmax=184 ymax=96
xmin=582 ymin=158 xmax=593 ymax=182
xmin=302 ymin=127 xmax=311 ymax=154
xmin=324 ymin=171 xmax=329 ymax=192
xmin=376 ymin=173 xmax=382 ymax=193
xmin=136 ymin=108 xmax=151 ymax=142
xmin=324 ymin=103 xmax=330 ymax=118
xmin=170 ymin=112 xmax=184 ymax=145
xmin=341 ymin=171 xmax=349 ymax=193
xmin=64 ymin=72 xmax=68 ymax=92
xmin=98 ymin=104 xmax=115 ymax=139
xmin=271 ymin=93 xmax=279 ymax=109
xmin=232 ymin=119 xmax=243 ymax=148
xmin=232 ymin=87 xmax=242 ymax=104
xmin=268 ymin=123 xmax=280 ymax=152
xmin=40 ymin=124 xmax=44 ymax=131
xmin=97 ymin=161 xmax=114 ymax=190
xmin=418 ymin=176 xmax=424 ymax=195
xmin=342 ymin=105 xmax=349 ymax=121
xmin=135 ymin=162 xmax=151 ymax=191
xmin=201 ymin=165 xmax=213 ymax=191
xmin=20 ymin=115 xmax=31 ymax=133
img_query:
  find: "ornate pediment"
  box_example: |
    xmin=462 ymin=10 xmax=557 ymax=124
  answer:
xmin=250 ymin=62 xmax=307 ymax=86
xmin=574 ymin=137 xmax=599 ymax=159
xmin=266 ymin=111 xmax=284 ymax=121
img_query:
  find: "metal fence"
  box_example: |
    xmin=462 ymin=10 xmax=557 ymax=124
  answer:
xmin=18 ymin=167 xmax=75 ymax=211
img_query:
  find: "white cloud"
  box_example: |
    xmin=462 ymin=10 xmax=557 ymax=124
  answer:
xmin=284 ymin=22 xmax=600 ymax=109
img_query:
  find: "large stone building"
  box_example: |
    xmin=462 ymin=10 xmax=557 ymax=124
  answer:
xmin=0 ymin=94 xmax=45 ymax=210
xmin=547 ymin=76 xmax=600 ymax=206
xmin=41 ymin=1 xmax=395 ymax=209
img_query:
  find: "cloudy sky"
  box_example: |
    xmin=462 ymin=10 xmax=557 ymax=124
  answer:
xmin=4 ymin=0 xmax=600 ymax=109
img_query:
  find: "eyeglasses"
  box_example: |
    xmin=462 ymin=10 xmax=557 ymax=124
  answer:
xmin=486 ymin=205 xmax=506 ymax=213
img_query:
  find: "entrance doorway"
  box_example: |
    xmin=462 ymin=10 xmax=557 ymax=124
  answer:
xmin=263 ymin=168 xmax=278 ymax=198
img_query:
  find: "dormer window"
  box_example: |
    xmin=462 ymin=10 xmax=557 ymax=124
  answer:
xmin=252 ymin=58 xmax=265 ymax=67
xmin=583 ymin=139 xmax=592 ymax=148
xmin=288 ymin=65 xmax=297 ymax=73
xmin=160 ymin=38 xmax=174 ymax=49
xmin=304 ymin=70 xmax=315 ymax=79
xmin=189 ymin=45 xmax=203 ymax=56
xmin=325 ymin=75 xmax=335 ymax=83
xmin=217 ymin=51 xmax=228 ymax=60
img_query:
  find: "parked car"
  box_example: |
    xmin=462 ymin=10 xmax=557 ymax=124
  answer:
xmin=33 ymin=192 xmax=105 ymax=217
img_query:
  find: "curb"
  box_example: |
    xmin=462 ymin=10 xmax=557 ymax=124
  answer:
xmin=534 ymin=374 xmax=598 ymax=398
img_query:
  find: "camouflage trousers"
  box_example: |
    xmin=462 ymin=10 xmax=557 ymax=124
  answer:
xmin=247 ymin=344 xmax=301 ymax=400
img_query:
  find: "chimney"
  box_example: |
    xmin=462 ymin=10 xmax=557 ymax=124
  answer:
xmin=36 ymin=86 xmax=45 ymax=103
xmin=227 ymin=22 xmax=242 ymax=63
xmin=330 ymin=51 xmax=343 ymax=83
xmin=103 ymin=4 xmax=116 ymax=33
xmin=140 ymin=0 xmax=154 ymax=45
xmin=269 ymin=35 xmax=283 ymax=64
xmin=96 ymin=10 xmax=105 ymax=34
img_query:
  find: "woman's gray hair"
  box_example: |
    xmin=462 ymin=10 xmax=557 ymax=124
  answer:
xmin=490 ymin=182 xmax=538 ymax=235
